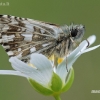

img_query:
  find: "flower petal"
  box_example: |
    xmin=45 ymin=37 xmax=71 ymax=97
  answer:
xmin=56 ymin=40 xmax=88 ymax=83
xmin=56 ymin=35 xmax=98 ymax=83
xmin=56 ymin=59 xmax=67 ymax=84
xmin=9 ymin=57 xmax=36 ymax=73
xmin=81 ymin=45 xmax=100 ymax=54
xmin=30 ymin=53 xmax=52 ymax=70
xmin=0 ymin=70 xmax=28 ymax=77
xmin=87 ymin=35 xmax=96 ymax=46
xmin=9 ymin=53 xmax=54 ymax=87
xmin=9 ymin=58 xmax=42 ymax=83
xmin=61 ymin=68 xmax=74 ymax=92
xmin=30 ymin=53 xmax=53 ymax=86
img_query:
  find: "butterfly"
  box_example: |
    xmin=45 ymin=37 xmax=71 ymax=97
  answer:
xmin=0 ymin=15 xmax=85 ymax=64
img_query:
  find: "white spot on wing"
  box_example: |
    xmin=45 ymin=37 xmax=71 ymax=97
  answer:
xmin=7 ymin=51 xmax=14 ymax=56
xmin=42 ymin=43 xmax=51 ymax=47
xmin=40 ymin=29 xmax=45 ymax=34
xmin=11 ymin=16 xmax=15 ymax=18
xmin=1 ymin=35 xmax=15 ymax=43
xmin=16 ymin=53 xmax=22 ymax=58
xmin=30 ymin=47 xmax=36 ymax=53
xmin=25 ymin=24 xmax=34 ymax=32
xmin=2 ymin=45 xmax=10 ymax=49
xmin=3 ymin=15 xmax=7 ymax=18
xmin=0 ymin=39 xmax=2 ymax=43
xmin=18 ymin=48 xmax=21 ymax=52
xmin=21 ymin=34 xmax=33 ymax=42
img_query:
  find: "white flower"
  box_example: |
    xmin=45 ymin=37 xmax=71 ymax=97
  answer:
xmin=0 ymin=35 xmax=100 ymax=100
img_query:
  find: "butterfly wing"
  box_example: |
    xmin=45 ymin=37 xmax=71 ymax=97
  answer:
xmin=0 ymin=15 xmax=63 ymax=61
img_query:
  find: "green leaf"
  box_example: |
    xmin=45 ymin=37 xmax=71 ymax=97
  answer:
xmin=28 ymin=78 xmax=53 ymax=95
xmin=50 ymin=72 xmax=62 ymax=92
xmin=61 ymin=67 xmax=74 ymax=92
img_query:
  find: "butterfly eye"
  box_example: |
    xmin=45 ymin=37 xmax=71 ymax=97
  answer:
xmin=71 ymin=29 xmax=78 ymax=37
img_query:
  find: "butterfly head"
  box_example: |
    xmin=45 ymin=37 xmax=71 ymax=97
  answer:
xmin=61 ymin=24 xmax=85 ymax=42
xmin=69 ymin=24 xmax=85 ymax=40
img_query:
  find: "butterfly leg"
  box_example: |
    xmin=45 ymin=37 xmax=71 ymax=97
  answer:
xmin=54 ymin=55 xmax=58 ymax=68
xmin=66 ymin=57 xmax=68 ymax=72
xmin=70 ymin=37 xmax=78 ymax=46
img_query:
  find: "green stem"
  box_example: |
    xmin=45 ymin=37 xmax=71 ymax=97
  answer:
xmin=53 ymin=95 xmax=61 ymax=100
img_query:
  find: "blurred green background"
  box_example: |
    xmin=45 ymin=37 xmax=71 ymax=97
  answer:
xmin=0 ymin=0 xmax=100 ymax=100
